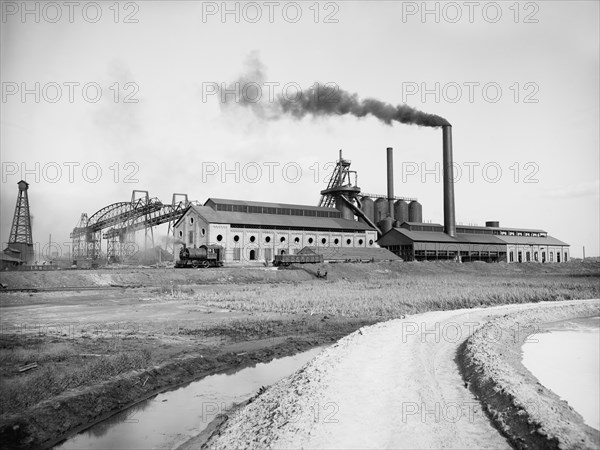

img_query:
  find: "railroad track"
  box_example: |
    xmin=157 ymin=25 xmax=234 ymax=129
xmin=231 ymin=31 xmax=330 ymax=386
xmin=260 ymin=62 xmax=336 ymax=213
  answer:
xmin=1 ymin=285 xmax=145 ymax=293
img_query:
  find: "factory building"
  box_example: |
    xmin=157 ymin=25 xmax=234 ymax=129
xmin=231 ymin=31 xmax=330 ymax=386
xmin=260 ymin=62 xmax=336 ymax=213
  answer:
xmin=372 ymin=127 xmax=569 ymax=263
xmin=173 ymin=198 xmax=379 ymax=263
xmin=378 ymin=222 xmax=569 ymax=263
xmin=170 ymin=125 xmax=570 ymax=265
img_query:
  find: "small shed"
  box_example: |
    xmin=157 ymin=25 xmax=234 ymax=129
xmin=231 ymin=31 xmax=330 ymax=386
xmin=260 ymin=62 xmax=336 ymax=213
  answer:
xmin=1 ymin=252 xmax=23 ymax=270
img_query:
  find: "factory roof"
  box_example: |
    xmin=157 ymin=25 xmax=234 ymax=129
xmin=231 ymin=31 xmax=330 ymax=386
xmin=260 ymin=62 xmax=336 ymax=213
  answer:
xmin=385 ymin=229 xmax=458 ymax=243
xmin=403 ymin=222 xmax=443 ymax=227
xmin=177 ymin=205 xmax=374 ymax=231
xmin=205 ymin=198 xmax=339 ymax=214
xmin=378 ymin=228 xmax=568 ymax=247
xmin=400 ymin=222 xmax=444 ymax=232
xmin=455 ymin=224 xmax=548 ymax=235
xmin=486 ymin=226 xmax=547 ymax=234
xmin=0 ymin=252 xmax=22 ymax=263
xmin=495 ymin=235 xmax=568 ymax=246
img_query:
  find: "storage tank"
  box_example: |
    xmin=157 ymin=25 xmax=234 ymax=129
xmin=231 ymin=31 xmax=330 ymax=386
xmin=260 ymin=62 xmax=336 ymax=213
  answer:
xmin=375 ymin=198 xmax=388 ymax=223
xmin=359 ymin=196 xmax=375 ymax=224
xmin=394 ymin=200 xmax=409 ymax=225
xmin=380 ymin=217 xmax=393 ymax=235
xmin=408 ymin=201 xmax=423 ymax=223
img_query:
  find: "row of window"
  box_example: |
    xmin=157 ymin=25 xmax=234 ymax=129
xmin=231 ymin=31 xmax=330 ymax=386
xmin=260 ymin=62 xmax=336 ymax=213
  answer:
xmin=188 ymin=217 xmax=363 ymax=233
xmin=499 ymin=231 xmax=547 ymax=237
xmin=223 ymin=234 xmax=369 ymax=246
xmin=214 ymin=203 xmax=341 ymax=218
xmin=182 ymin=228 xmax=372 ymax=247
xmin=509 ymin=251 xmax=567 ymax=263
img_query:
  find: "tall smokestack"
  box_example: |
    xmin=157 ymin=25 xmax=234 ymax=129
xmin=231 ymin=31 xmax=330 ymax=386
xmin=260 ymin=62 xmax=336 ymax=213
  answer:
xmin=442 ymin=126 xmax=456 ymax=237
xmin=387 ymin=147 xmax=394 ymax=221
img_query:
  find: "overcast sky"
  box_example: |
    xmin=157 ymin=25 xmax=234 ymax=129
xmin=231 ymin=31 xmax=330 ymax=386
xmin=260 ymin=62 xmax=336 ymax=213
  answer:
xmin=1 ymin=1 xmax=598 ymax=258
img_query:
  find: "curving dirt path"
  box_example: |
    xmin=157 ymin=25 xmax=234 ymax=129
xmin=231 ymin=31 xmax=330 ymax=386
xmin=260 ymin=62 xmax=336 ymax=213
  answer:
xmin=204 ymin=300 xmax=599 ymax=449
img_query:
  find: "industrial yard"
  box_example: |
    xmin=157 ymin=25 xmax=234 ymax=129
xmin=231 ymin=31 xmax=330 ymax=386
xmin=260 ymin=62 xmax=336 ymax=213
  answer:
xmin=2 ymin=1 xmax=598 ymax=449
xmin=1 ymin=260 xmax=599 ymax=448
xmin=1 ymin=146 xmax=598 ymax=448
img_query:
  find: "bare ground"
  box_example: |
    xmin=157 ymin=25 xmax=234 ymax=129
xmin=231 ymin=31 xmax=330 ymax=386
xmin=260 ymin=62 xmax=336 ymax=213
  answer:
xmin=460 ymin=302 xmax=600 ymax=449
xmin=202 ymin=300 xmax=599 ymax=449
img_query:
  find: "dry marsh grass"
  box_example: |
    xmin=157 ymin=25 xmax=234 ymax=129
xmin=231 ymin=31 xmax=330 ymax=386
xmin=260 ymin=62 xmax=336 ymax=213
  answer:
xmin=0 ymin=345 xmax=151 ymax=415
xmin=187 ymin=269 xmax=600 ymax=318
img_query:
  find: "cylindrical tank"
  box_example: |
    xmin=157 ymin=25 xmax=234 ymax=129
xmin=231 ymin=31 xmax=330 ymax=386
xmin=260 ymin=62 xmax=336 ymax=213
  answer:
xmin=375 ymin=198 xmax=388 ymax=222
xmin=335 ymin=197 xmax=354 ymax=220
xmin=408 ymin=201 xmax=423 ymax=223
xmin=359 ymin=196 xmax=375 ymax=224
xmin=380 ymin=217 xmax=393 ymax=234
xmin=394 ymin=200 xmax=409 ymax=225
xmin=485 ymin=221 xmax=500 ymax=228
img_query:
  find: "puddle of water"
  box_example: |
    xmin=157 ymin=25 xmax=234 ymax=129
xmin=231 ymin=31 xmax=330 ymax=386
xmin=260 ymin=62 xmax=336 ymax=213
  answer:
xmin=522 ymin=316 xmax=599 ymax=430
xmin=55 ymin=347 xmax=325 ymax=449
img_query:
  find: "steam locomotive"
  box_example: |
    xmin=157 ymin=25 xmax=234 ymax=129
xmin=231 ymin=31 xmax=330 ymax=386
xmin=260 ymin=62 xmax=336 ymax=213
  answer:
xmin=175 ymin=244 xmax=224 ymax=268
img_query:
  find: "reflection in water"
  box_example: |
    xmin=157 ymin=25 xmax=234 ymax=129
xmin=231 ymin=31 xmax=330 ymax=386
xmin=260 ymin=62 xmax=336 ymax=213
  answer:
xmin=56 ymin=347 xmax=325 ymax=449
xmin=522 ymin=316 xmax=599 ymax=430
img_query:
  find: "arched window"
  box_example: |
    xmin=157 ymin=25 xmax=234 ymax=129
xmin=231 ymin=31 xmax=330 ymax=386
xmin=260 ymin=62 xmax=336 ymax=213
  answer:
xmin=234 ymin=235 xmax=240 ymax=242
xmin=369 ymin=240 xmax=374 ymax=246
xmin=334 ymin=238 xmax=339 ymax=245
xmin=280 ymin=236 xmax=286 ymax=243
xmin=189 ymin=217 xmax=194 ymax=224
xmin=308 ymin=237 xmax=314 ymax=244
xmin=216 ymin=234 xmax=223 ymax=242
xmin=321 ymin=238 xmax=327 ymax=244
xmin=265 ymin=236 xmax=271 ymax=243
xmin=294 ymin=237 xmax=300 ymax=243
xmin=358 ymin=239 xmax=364 ymax=245
xmin=250 ymin=235 xmax=256 ymax=243
xmin=201 ymin=228 xmax=206 ymax=236
xmin=346 ymin=239 xmax=351 ymax=245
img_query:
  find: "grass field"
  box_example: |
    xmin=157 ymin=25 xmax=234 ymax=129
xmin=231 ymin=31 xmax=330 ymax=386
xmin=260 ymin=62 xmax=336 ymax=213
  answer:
xmin=175 ymin=261 xmax=600 ymax=317
xmin=1 ymin=343 xmax=151 ymax=415
xmin=196 ymin=274 xmax=599 ymax=317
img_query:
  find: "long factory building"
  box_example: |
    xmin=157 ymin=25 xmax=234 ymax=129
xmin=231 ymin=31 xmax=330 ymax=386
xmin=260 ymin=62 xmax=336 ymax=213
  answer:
xmin=173 ymin=198 xmax=380 ymax=263
xmin=173 ymin=197 xmax=569 ymax=264
xmin=174 ymin=126 xmax=569 ymax=264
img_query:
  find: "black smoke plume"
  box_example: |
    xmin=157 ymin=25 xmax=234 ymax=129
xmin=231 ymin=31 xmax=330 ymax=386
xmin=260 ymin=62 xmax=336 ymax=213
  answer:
xmin=220 ymin=54 xmax=450 ymax=128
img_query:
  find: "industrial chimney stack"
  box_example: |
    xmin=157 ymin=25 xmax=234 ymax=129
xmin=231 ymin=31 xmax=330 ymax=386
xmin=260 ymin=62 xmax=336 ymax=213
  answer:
xmin=442 ymin=126 xmax=456 ymax=237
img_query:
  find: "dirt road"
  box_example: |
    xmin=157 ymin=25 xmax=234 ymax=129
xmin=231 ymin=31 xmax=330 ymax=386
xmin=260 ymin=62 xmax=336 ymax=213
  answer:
xmin=205 ymin=300 xmax=599 ymax=449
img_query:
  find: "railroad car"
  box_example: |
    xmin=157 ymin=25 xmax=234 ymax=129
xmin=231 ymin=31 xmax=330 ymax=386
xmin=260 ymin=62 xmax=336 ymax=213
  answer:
xmin=272 ymin=253 xmax=324 ymax=267
xmin=175 ymin=244 xmax=224 ymax=268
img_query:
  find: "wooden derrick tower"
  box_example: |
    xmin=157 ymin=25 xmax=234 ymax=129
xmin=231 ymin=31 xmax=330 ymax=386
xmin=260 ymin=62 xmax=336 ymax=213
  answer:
xmin=6 ymin=180 xmax=34 ymax=263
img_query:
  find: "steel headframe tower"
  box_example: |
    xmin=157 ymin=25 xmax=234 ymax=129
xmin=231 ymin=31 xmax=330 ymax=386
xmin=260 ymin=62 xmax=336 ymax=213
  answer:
xmin=318 ymin=150 xmax=361 ymax=215
xmin=7 ymin=180 xmax=34 ymax=263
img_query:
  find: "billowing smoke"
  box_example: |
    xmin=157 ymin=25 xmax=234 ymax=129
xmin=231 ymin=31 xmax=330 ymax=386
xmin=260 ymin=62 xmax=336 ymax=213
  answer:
xmin=220 ymin=53 xmax=449 ymax=128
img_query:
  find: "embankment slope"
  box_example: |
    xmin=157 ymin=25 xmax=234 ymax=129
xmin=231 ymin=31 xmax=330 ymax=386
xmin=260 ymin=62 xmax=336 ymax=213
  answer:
xmin=203 ymin=300 xmax=599 ymax=449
